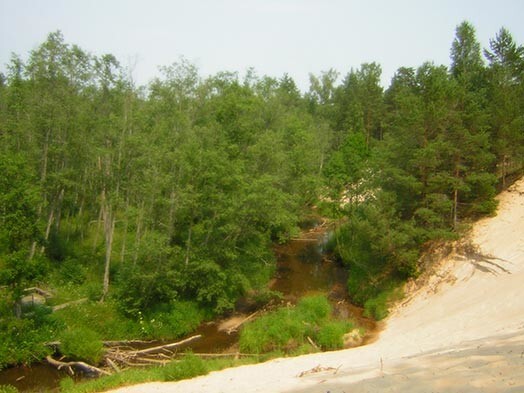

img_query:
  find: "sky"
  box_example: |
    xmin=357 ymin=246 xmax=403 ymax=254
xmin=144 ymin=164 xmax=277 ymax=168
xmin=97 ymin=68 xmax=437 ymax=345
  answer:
xmin=1 ymin=0 xmax=524 ymax=90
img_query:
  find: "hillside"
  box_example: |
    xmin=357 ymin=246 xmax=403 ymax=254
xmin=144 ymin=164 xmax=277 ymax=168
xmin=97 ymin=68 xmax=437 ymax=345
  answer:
xmin=109 ymin=177 xmax=524 ymax=392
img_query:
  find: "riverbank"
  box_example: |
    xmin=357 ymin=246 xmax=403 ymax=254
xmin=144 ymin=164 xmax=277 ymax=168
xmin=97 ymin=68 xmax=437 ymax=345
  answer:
xmin=108 ymin=177 xmax=524 ymax=392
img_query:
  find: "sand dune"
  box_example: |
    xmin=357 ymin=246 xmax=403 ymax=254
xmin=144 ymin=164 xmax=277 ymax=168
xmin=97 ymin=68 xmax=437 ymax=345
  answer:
xmin=109 ymin=178 xmax=524 ymax=393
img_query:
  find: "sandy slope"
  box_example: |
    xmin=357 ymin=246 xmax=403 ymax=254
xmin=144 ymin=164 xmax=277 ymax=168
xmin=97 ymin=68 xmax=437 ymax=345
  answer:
xmin=109 ymin=178 xmax=524 ymax=393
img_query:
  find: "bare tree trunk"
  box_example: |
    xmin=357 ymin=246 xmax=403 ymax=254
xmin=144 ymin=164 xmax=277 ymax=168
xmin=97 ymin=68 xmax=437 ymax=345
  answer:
xmin=167 ymin=189 xmax=176 ymax=241
xmin=133 ymin=202 xmax=145 ymax=267
xmin=100 ymin=190 xmax=115 ymax=302
xmin=29 ymin=130 xmax=51 ymax=260
xmin=502 ymin=154 xmax=508 ymax=189
xmin=93 ymin=204 xmax=103 ymax=252
xmin=120 ymin=198 xmax=129 ymax=263
xmin=453 ymin=164 xmax=460 ymax=229
xmin=40 ymin=208 xmax=54 ymax=254
xmin=185 ymin=223 xmax=192 ymax=266
xmin=55 ymin=188 xmax=65 ymax=231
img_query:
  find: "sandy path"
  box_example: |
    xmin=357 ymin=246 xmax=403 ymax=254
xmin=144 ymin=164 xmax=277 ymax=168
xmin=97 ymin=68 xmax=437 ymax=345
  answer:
xmin=109 ymin=178 xmax=524 ymax=393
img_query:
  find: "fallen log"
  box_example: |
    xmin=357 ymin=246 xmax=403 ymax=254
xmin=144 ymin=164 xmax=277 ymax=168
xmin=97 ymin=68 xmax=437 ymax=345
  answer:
xmin=24 ymin=287 xmax=53 ymax=298
xmin=46 ymin=356 xmax=111 ymax=376
xmin=226 ymin=311 xmax=259 ymax=334
xmin=103 ymin=339 xmax=156 ymax=347
xmin=106 ymin=357 xmax=121 ymax=373
xmin=134 ymin=334 xmax=202 ymax=355
xmin=52 ymin=298 xmax=88 ymax=312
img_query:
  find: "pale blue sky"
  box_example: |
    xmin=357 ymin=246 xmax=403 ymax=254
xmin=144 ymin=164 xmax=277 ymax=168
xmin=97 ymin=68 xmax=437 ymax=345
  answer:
xmin=1 ymin=0 xmax=523 ymax=90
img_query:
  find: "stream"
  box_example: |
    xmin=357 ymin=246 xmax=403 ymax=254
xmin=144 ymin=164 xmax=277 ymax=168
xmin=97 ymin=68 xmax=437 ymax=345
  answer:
xmin=0 ymin=225 xmax=375 ymax=392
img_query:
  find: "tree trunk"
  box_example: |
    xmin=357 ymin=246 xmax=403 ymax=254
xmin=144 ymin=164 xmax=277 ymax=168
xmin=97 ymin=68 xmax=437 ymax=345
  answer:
xmin=100 ymin=190 xmax=115 ymax=302
xmin=120 ymin=198 xmax=129 ymax=263
xmin=133 ymin=202 xmax=145 ymax=267
xmin=452 ymin=163 xmax=460 ymax=229
xmin=40 ymin=208 xmax=55 ymax=254
xmin=185 ymin=223 xmax=192 ymax=266
xmin=93 ymin=204 xmax=103 ymax=252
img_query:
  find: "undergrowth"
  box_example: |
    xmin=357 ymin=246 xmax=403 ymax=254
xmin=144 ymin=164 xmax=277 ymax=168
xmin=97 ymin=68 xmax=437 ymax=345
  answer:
xmin=239 ymin=295 xmax=354 ymax=353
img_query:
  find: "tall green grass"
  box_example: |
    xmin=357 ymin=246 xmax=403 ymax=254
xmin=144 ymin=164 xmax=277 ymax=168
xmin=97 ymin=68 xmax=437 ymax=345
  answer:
xmin=239 ymin=295 xmax=354 ymax=353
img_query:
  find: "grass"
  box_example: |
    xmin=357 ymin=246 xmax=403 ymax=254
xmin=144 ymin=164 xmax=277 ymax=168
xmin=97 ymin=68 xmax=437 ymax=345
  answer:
xmin=0 ymin=385 xmax=18 ymax=393
xmin=239 ymin=295 xmax=354 ymax=354
xmin=362 ymin=284 xmax=404 ymax=321
xmin=58 ymin=353 xmax=258 ymax=393
xmin=60 ymin=327 xmax=104 ymax=364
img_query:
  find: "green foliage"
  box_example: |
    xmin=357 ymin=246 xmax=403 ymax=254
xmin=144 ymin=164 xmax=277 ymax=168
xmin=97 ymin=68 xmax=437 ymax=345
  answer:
xmin=60 ymin=328 xmax=104 ymax=364
xmin=52 ymin=302 xmax=140 ymax=340
xmin=161 ymin=353 xmax=208 ymax=381
xmin=137 ymin=301 xmax=204 ymax=339
xmin=59 ymin=368 xmax=160 ymax=393
xmin=0 ymin=316 xmax=53 ymax=368
xmin=239 ymin=295 xmax=352 ymax=353
xmin=0 ymin=385 xmax=18 ymax=393
xmin=316 ymin=321 xmax=352 ymax=350
xmin=363 ymin=285 xmax=403 ymax=321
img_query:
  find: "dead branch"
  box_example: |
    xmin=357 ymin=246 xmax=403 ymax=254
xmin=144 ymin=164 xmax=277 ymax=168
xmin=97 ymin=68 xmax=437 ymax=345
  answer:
xmin=103 ymin=339 xmax=156 ymax=347
xmin=307 ymin=336 xmax=319 ymax=350
xmin=135 ymin=357 xmax=170 ymax=365
xmin=174 ymin=352 xmax=257 ymax=358
xmin=297 ymin=364 xmax=338 ymax=378
xmin=46 ymin=356 xmax=111 ymax=376
xmin=226 ymin=311 xmax=259 ymax=334
xmin=106 ymin=358 xmax=121 ymax=373
xmin=134 ymin=334 xmax=202 ymax=355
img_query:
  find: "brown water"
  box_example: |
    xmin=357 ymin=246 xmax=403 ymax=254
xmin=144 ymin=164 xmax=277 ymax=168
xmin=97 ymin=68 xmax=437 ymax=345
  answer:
xmin=0 ymin=225 xmax=375 ymax=391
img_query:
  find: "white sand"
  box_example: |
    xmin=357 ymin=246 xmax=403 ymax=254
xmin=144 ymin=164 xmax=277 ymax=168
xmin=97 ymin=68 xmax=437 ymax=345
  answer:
xmin=109 ymin=178 xmax=524 ymax=393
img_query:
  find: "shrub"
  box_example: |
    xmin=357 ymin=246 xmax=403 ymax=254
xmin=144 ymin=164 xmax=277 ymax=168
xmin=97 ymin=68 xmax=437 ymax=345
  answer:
xmin=295 ymin=295 xmax=331 ymax=322
xmin=52 ymin=301 xmax=140 ymax=340
xmin=0 ymin=385 xmax=18 ymax=393
xmin=60 ymin=327 xmax=104 ymax=364
xmin=0 ymin=317 xmax=52 ymax=368
xmin=316 ymin=321 xmax=352 ymax=350
xmin=239 ymin=295 xmax=350 ymax=354
xmin=363 ymin=285 xmax=403 ymax=321
xmin=141 ymin=301 xmax=204 ymax=339
xmin=161 ymin=353 xmax=208 ymax=381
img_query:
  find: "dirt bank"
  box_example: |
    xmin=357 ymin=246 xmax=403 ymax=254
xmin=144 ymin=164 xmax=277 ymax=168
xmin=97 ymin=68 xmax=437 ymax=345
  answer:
xmin=108 ymin=178 xmax=524 ymax=393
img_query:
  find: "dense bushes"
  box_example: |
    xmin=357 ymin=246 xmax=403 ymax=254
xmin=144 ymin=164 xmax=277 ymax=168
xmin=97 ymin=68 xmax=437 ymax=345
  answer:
xmin=239 ymin=295 xmax=354 ymax=353
xmin=60 ymin=328 xmax=104 ymax=364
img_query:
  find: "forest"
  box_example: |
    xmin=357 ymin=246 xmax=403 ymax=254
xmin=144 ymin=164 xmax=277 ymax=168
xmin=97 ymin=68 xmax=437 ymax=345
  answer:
xmin=0 ymin=21 xmax=523 ymax=369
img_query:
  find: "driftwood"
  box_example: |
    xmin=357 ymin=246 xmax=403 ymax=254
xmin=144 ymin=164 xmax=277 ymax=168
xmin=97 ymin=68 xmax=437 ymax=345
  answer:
xmin=106 ymin=357 xmax=121 ymax=373
xmin=307 ymin=336 xmax=319 ymax=350
xmin=46 ymin=356 xmax=111 ymax=376
xmin=47 ymin=334 xmax=208 ymax=375
xmin=134 ymin=334 xmax=202 ymax=355
xmin=226 ymin=311 xmax=259 ymax=334
xmin=103 ymin=334 xmax=203 ymax=369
